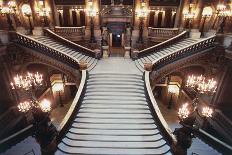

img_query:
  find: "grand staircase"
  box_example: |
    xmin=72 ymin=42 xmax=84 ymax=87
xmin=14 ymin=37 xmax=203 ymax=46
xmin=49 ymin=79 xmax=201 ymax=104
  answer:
xmin=135 ymin=38 xmax=201 ymax=72
xmin=32 ymin=35 xmax=98 ymax=71
xmin=56 ymin=58 xmax=172 ymax=155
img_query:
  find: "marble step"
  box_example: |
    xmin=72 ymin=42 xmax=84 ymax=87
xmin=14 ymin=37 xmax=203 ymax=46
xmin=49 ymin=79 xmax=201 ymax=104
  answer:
xmin=86 ymin=84 xmax=144 ymax=90
xmin=81 ymin=100 xmax=148 ymax=105
xmin=72 ymin=122 xmax=157 ymax=129
xmin=57 ymin=143 xmax=171 ymax=155
xmin=74 ymin=118 xmax=155 ymax=124
xmin=80 ymin=103 xmax=149 ymax=109
xmin=89 ymin=73 xmax=142 ymax=79
xmin=78 ymin=108 xmax=151 ymax=114
xmin=65 ymin=132 xmax=163 ymax=142
xmin=85 ymin=87 xmax=144 ymax=93
xmin=69 ymin=128 xmax=160 ymax=136
xmin=87 ymin=78 xmax=143 ymax=83
xmin=61 ymin=138 xmax=166 ymax=148
xmin=84 ymin=92 xmax=146 ymax=97
xmin=76 ymin=113 xmax=153 ymax=119
xmin=83 ymin=96 xmax=147 ymax=101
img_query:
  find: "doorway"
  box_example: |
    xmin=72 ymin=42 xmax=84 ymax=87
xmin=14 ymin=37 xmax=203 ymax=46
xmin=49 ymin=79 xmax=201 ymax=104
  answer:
xmin=112 ymin=34 xmax=122 ymax=47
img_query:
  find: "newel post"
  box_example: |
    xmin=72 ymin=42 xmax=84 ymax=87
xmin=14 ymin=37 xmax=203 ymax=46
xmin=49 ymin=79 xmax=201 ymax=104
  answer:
xmin=144 ymin=62 xmax=153 ymax=72
xmin=79 ymin=61 xmax=88 ymax=70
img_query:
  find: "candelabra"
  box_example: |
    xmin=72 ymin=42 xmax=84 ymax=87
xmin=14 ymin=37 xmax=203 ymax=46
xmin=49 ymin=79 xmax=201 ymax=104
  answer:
xmin=0 ymin=0 xmax=17 ymax=30
xmin=200 ymin=6 xmax=212 ymax=37
xmin=183 ymin=2 xmax=195 ymax=31
xmin=136 ymin=0 xmax=147 ymax=44
xmin=10 ymin=72 xmax=52 ymax=114
xmin=21 ymin=3 xmax=33 ymax=34
xmin=217 ymin=4 xmax=232 ymax=34
xmin=35 ymin=0 xmax=50 ymax=27
xmin=87 ymin=0 xmax=97 ymax=43
xmin=174 ymin=74 xmax=217 ymax=153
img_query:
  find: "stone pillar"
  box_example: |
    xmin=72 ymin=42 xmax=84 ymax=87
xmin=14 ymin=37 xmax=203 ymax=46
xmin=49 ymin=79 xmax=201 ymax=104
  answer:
xmin=174 ymin=0 xmax=184 ymax=28
xmin=63 ymin=6 xmax=70 ymax=26
xmin=154 ymin=11 xmax=159 ymax=27
xmin=131 ymin=49 xmax=139 ymax=59
xmin=161 ymin=11 xmax=166 ymax=27
xmin=77 ymin=11 xmax=81 ymax=27
xmin=102 ymin=46 xmax=109 ymax=59
xmin=124 ymin=46 xmax=131 ymax=59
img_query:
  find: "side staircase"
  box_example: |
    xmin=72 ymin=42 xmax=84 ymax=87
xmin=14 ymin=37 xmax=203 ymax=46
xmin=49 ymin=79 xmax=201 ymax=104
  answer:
xmin=135 ymin=38 xmax=201 ymax=72
xmin=31 ymin=35 xmax=98 ymax=71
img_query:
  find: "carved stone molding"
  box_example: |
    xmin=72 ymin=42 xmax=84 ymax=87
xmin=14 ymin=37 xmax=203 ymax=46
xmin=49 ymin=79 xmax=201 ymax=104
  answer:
xmin=5 ymin=44 xmax=81 ymax=83
xmin=150 ymin=48 xmax=224 ymax=85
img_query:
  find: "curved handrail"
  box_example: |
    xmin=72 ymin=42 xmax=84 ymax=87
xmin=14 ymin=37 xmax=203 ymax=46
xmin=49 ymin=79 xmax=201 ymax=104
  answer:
xmin=144 ymin=71 xmax=177 ymax=146
xmin=44 ymin=29 xmax=97 ymax=58
xmin=57 ymin=70 xmax=87 ymax=142
xmin=15 ymin=32 xmax=80 ymax=69
xmin=152 ymin=35 xmax=216 ymax=70
xmin=138 ymin=31 xmax=188 ymax=57
xmin=144 ymin=35 xmax=217 ymax=150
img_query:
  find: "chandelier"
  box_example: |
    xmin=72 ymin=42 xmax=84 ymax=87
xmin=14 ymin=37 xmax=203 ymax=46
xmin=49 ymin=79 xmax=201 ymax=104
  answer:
xmin=186 ymin=75 xmax=217 ymax=94
xmin=178 ymin=103 xmax=213 ymax=120
xmin=10 ymin=72 xmax=43 ymax=91
xmin=178 ymin=103 xmax=190 ymax=120
xmin=0 ymin=0 xmax=17 ymax=15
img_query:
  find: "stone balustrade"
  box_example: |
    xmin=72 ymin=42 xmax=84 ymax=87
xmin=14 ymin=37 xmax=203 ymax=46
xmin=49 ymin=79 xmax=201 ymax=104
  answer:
xmin=148 ymin=27 xmax=180 ymax=42
xmin=152 ymin=35 xmax=216 ymax=71
xmin=44 ymin=29 xmax=99 ymax=59
xmin=54 ymin=26 xmax=85 ymax=42
xmin=15 ymin=32 xmax=80 ymax=69
xmin=135 ymin=31 xmax=188 ymax=58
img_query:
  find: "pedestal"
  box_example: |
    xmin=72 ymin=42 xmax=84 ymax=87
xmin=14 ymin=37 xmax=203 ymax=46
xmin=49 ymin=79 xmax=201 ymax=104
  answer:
xmin=79 ymin=61 xmax=88 ymax=70
xmin=102 ymin=46 xmax=109 ymax=59
xmin=124 ymin=46 xmax=131 ymax=59
xmin=205 ymin=29 xmax=216 ymax=38
xmin=33 ymin=27 xmax=44 ymax=36
xmin=94 ymin=49 xmax=101 ymax=59
xmin=144 ymin=62 xmax=153 ymax=72
xmin=0 ymin=30 xmax=9 ymax=44
xmin=16 ymin=27 xmax=27 ymax=35
xmin=131 ymin=49 xmax=139 ymax=59
xmin=189 ymin=29 xmax=201 ymax=39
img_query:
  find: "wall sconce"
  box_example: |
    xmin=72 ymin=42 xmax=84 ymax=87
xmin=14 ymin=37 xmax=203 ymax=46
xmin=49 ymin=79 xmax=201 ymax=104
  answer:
xmin=35 ymin=0 xmax=50 ymax=27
